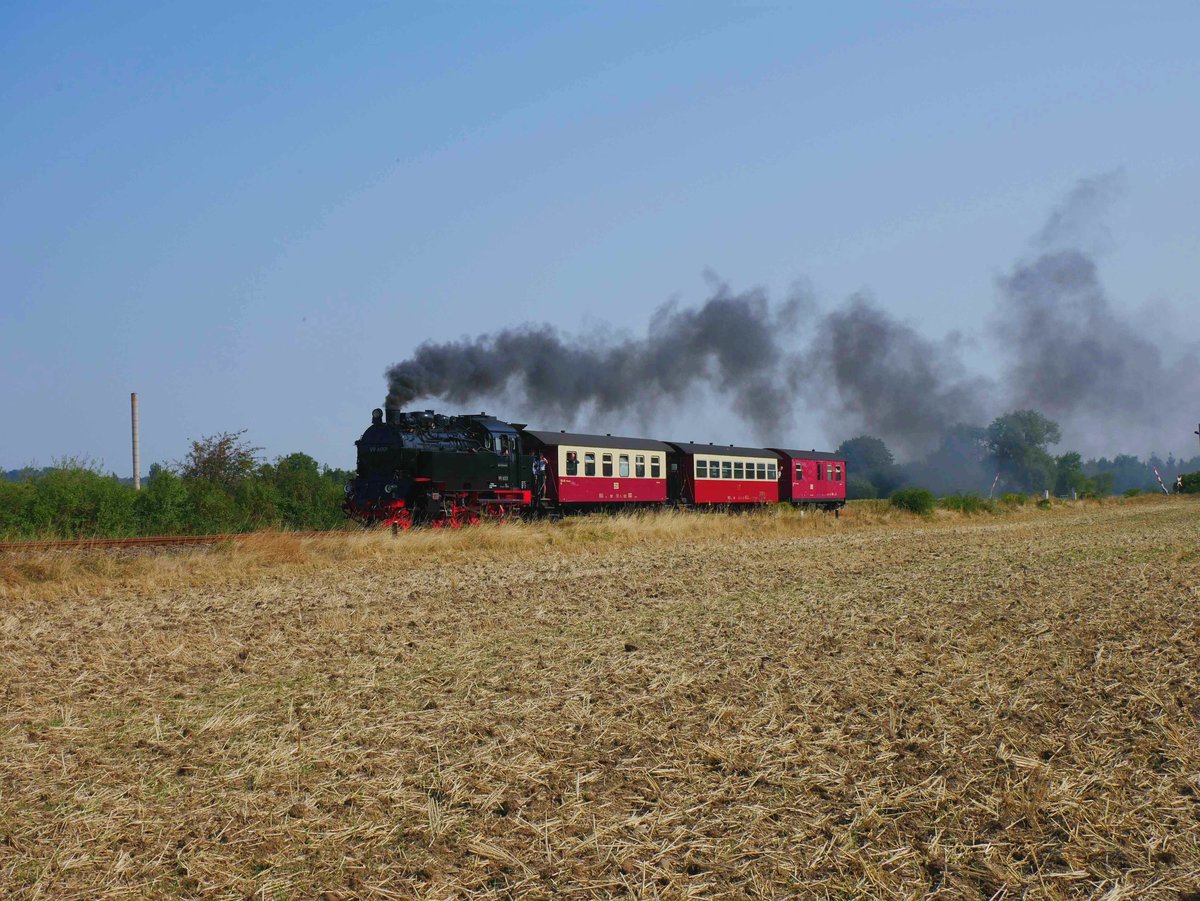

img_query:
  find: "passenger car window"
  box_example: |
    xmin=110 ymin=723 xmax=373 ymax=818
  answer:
xmin=767 ymin=463 xmax=777 ymax=480
xmin=696 ymin=459 xmax=708 ymax=478
xmin=602 ymin=454 xmax=613 ymax=477
xmin=721 ymin=461 xmax=732 ymax=479
xmin=635 ymin=455 xmax=645 ymax=478
xmin=566 ymin=451 xmax=579 ymax=476
xmin=651 ymin=456 xmax=661 ymax=478
xmin=757 ymin=463 xmax=766 ymax=479
xmin=584 ymin=453 xmax=596 ymax=477
xmin=816 ymin=463 xmax=823 ymax=481
xmin=619 ymin=454 xmax=630 ymax=478
xmin=835 ymin=464 xmax=843 ymax=481
xmin=733 ymin=462 xmax=744 ymax=479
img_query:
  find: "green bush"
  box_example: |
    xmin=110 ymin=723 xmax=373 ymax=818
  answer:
xmin=890 ymin=487 xmax=936 ymax=515
xmin=845 ymin=475 xmax=878 ymax=500
xmin=17 ymin=463 xmax=138 ymax=538
xmin=939 ymin=493 xmax=995 ymax=514
xmin=1 ymin=438 xmax=356 ymax=539
xmin=135 ymin=468 xmax=190 ymax=534
xmin=1036 ymin=497 xmax=1052 ymax=509
xmin=1122 ymin=488 xmax=1141 ymax=498
xmin=999 ymin=492 xmax=1027 ymax=506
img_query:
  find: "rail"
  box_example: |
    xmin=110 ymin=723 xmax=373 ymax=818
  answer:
xmin=0 ymin=530 xmax=352 ymax=552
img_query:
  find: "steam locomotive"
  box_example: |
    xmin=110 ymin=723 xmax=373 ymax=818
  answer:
xmin=344 ymin=407 xmax=847 ymax=529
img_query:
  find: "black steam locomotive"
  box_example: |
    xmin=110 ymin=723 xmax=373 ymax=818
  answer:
xmin=344 ymin=406 xmax=848 ymax=528
xmin=343 ymin=408 xmax=534 ymax=529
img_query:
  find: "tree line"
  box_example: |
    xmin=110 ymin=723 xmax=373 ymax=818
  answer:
xmin=838 ymin=410 xmax=1200 ymax=500
xmin=0 ymin=432 xmax=354 ymax=540
xmin=4 ymin=413 xmax=1197 ymax=539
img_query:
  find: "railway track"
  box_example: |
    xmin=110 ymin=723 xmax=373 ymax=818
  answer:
xmin=0 ymin=531 xmax=351 ymax=552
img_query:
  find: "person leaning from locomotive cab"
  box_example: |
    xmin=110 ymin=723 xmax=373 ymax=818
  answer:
xmin=532 ymin=451 xmax=548 ymax=506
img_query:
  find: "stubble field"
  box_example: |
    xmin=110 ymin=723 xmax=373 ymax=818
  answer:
xmin=2 ymin=499 xmax=1199 ymax=899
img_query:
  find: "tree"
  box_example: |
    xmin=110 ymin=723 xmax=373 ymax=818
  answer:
xmin=1089 ymin=472 xmax=1115 ymax=497
xmin=986 ymin=410 xmax=1061 ymax=493
xmin=903 ymin=424 xmax=990 ymax=496
xmin=1085 ymin=454 xmax=1155 ymax=494
xmin=259 ymin=453 xmax=323 ymax=528
xmin=180 ymin=431 xmax=261 ymax=490
xmin=1054 ymin=452 xmax=1087 ymax=496
xmin=1055 ymin=452 xmax=1116 ymax=497
xmin=835 ymin=435 xmax=902 ymax=496
xmin=0 ymin=478 xmax=34 ymax=538
xmin=845 ymin=475 xmax=878 ymax=500
xmin=835 ymin=436 xmax=894 ymax=473
xmin=134 ymin=467 xmax=190 ymax=534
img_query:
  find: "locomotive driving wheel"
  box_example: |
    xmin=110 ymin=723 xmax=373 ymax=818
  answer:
xmin=429 ymin=497 xmax=466 ymax=529
xmin=479 ymin=500 xmax=515 ymax=523
xmin=385 ymin=508 xmax=412 ymax=533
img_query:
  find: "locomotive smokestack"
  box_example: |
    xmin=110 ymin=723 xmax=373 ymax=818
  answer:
xmin=131 ymin=392 xmax=140 ymax=491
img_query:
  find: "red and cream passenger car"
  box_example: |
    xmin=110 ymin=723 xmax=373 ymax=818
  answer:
xmin=522 ymin=430 xmax=670 ymax=506
xmin=666 ymin=442 xmax=781 ymax=506
xmin=769 ymin=448 xmax=847 ymax=509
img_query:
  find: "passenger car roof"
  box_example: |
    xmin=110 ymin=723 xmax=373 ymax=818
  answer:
xmin=768 ymin=447 xmax=845 ymax=462
xmin=522 ymin=430 xmax=672 ymax=452
xmin=666 ymin=442 xmax=778 ymax=459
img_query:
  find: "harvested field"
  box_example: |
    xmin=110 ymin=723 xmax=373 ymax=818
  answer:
xmin=2 ymin=500 xmax=1199 ymax=899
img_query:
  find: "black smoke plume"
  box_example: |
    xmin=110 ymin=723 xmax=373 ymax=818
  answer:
xmin=386 ymin=281 xmax=986 ymax=456
xmin=797 ymin=295 xmax=991 ymax=457
xmin=386 ymin=283 xmax=803 ymax=438
xmin=384 ymin=174 xmax=1197 ymax=458
xmin=996 ymin=171 xmax=1199 ymax=454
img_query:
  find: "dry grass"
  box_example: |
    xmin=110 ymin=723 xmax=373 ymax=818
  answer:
xmin=1 ymin=498 xmax=1198 ymax=898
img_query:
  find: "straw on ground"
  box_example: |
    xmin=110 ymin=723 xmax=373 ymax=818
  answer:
xmin=1 ymin=499 xmax=1198 ymax=898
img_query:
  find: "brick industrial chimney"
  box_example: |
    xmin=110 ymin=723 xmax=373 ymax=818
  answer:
xmin=131 ymin=392 xmax=140 ymax=491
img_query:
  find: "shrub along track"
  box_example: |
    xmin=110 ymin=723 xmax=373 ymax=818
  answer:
xmin=1 ymin=500 xmax=1198 ymax=898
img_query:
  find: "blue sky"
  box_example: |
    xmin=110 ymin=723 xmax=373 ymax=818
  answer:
xmin=2 ymin=2 xmax=1198 ymax=472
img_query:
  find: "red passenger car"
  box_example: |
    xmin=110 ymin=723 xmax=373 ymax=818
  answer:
xmin=666 ymin=443 xmax=781 ymax=506
xmin=769 ymin=448 xmax=847 ymax=510
xmin=522 ymin=430 xmax=670 ymax=507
